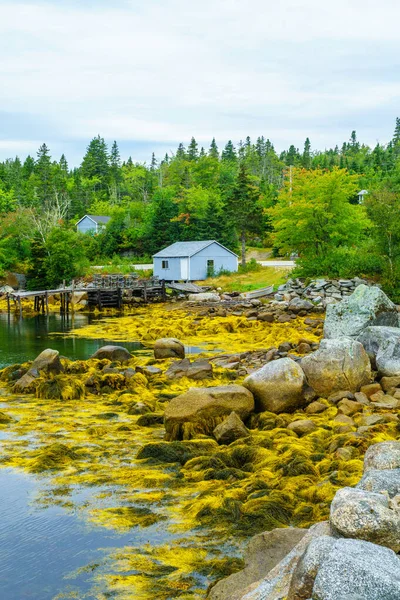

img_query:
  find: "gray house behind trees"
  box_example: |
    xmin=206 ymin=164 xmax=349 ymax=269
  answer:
xmin=153 ymin=241 xmax=238 ymax=281
xmin=76 ymin=215 xmax=111 ymax=234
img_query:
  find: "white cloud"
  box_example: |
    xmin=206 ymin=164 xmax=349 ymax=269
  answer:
xmin=0 ymin=0 xmax=400 ymax=163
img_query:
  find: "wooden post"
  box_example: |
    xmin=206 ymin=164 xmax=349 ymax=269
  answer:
xmin=161 ymin=279 xmax=166 ymax=302
xmin=6 ymin=293 xmax=10 ymax=313
xmin=71 ymin=279 xmax=75 ymax=313
xmin=97 ymin=289 xmax=102 ymax=310
xmin=45 ymin=291 xmax=49 ymax=315
xmin=18 ymin=297 xmax=22 ymax=317
xmin=143 ymin=280 xmax=147 ymax=303
xmin=66 ymin=292 xmax=70 ymax=313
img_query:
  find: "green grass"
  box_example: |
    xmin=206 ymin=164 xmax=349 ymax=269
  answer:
xmin=200 ymin=266 xmax=290 ymax=293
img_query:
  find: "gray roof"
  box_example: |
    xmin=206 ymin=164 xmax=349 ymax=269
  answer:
xmin=358 ymin=190 xmax=368 ymax=195
xmin=153 ymin=240 xmax=238 ymax=258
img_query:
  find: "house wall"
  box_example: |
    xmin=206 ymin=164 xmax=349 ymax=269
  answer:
xmin=190 ymin=243 xmax=238 ymax=280
xmin=153 ymin=256 xmax=182 ymax=280
xmin=77 ymin=216 xmax=97 ymax=233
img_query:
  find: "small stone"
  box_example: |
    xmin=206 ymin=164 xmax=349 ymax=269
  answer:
xmin=305 ymin=401 xmax=327 ymax=414
xmin=370 ymin=390 xmax=385 ymax=402
xmin=380 ymin=376 xmax=400 ymax=392
xmin=91 ymin=345 xmax=131 ymax=363
xmin=213 ymin=411 xmax=249 ymax=444
xmin=154 ymin=337 xmax=185 ymax=359
xmin=287 ymin=419 xmax=317 ymax=436
xmin=297 ymin=342 xmax=312 ymax=354
xmin=354 ymin=391 xmax=370 ymax=405
xmin=360 ymin=383 xmax=383 ymax=398
xmin=337 ymin=398 xmax=363 ymax=416
xmin=359 ymin=415 xmax=385 ymax=427
xmin=328 ymin=390 xmax=355 ymax=404
xmin=333 ymin=414 xmax=354 ymax=425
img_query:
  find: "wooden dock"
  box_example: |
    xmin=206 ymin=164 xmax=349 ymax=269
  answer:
xmin=6 ymin=277 xmax=167 ymax=314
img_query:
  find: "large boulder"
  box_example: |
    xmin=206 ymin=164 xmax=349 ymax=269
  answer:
xmin=301 ymin=338 xmax=371 ymax=396
xmin=329 ymin=487 xmax=400 ymax=552
xmin=287 ymin=535 xmax=336 ymax=600
xmin=363 ymin=440 xmax=400 ymax=472
xmin=311 ymin=538 xmax=400 ymax=600
xmin=323 ymin=284 xmax=399 ymax=339
xmin=154 ymin=337 xmax=185 ymax=359
xmin=243 ymin=358 xmax=306 ymax=413
xmin=91 ymin=345 xmax=131 ymax=363
xmin=208 ymin=527 xmax=306 ymax=600
xmin=164 ymin=385 xmax=254 ymax=441
xmin=358 ymin=326 xmax=400 ymax=376
xmin=188 ymin=292 xmax=220 ymax=302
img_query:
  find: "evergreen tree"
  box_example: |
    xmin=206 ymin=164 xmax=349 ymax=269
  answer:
xmin=228 ymin=163 xmax=262 ymax=265
xmin=176 ymin=143 xmax=186 ymax=160
xmin=59 ymin=154 xmax=69 ymax=172
xmin=302 ymin=138 xmax=311 ymax=168
xmin=81 ymin=135 xmax=110 ymax=183
xmin=35 ymin=143 xmax=53 ymax=204
xmin=187 ymin=137 xmax=199 ymax=161
xmin=221 ymin=140 xmax=237 ymax=162
xmin=209 ymin=138 xmax=219 ymax=159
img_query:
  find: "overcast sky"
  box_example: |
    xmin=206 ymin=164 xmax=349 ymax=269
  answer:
xmin=1 ymin=0 xmax=400 ymax=166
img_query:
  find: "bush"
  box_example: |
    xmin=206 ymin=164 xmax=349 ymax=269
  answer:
xmin=239 ymin=258 xmax=262 ymax=274
xmin=293 ymin=244 xmax=383 ymax=280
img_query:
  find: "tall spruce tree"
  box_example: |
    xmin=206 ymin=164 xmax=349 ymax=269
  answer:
xmin=209 ymin=138 xmax=219 ymax=159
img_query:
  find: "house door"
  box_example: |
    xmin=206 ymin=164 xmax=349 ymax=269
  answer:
xmin=180 ymin=258 xmax=189 ymax=280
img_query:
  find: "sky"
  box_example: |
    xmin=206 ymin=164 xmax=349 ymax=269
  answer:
xmin=1 ymin=0 xmax=400 ymax=166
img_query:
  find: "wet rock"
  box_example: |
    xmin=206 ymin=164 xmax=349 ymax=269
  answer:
xmin=301 ymin=338 xmax=371 ymax=397
xmin=311 ymin=538 xmax=400 ymax=600
xmin=287 ymin=419 xmax=317 ymax=436
xmin=364 ymin=441 xmax=400 ymax=472
xmin=213 ymin=411 xmax=249 ymax=444
xmin=243 ymin=358 xmax=305 ymax=413
xmin=323 ymin=285 xmax=399 ymax=339
xmin=0 ymin=411 xmax=13 ymax=424
xmin=13 ymin=371 xmax=38 ymax=393
xmin=91 ymin=345 xmax=131 ymax=363
xmin=164 ymin=384 xmax=254 ymax=441
xmin=357 ymin=468 xmax=400 ymax=498
xmin=208 ymin=527 xmax=306 ymax=600
xmin=154 ymin=337 xmax=185 ymax=359
xmin=127 ymin=402 xmax=152 ymax=415
xmin=330 ymin=487 xmax=400 ymax=552
xmin=136 ymin=412 xmax=164 ymax=426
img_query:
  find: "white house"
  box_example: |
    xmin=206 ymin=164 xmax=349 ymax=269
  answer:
xmin=76 ymin=215 xmax=111 ymax=234
xmin=153 ymin=240 xmax=238 ymax=281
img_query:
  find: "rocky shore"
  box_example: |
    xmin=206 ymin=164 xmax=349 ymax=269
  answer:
xmin=0 ymin=283 xmax=399 ymax=598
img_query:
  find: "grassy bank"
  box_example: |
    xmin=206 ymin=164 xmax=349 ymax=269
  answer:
xmin=200 ymin=265 xmax=290 ymax=293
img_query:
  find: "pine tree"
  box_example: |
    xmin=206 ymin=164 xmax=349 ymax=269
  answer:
xmin=176 ymin=143 xmax=186 ymax=160
xmin=187 ymin=137 xmax=199 ymax=161
xmin=35 ymin=143 xmax=53 ymax=204
xmin=150 ymin=152 xmax=157 ymax=171
xmin=222 ymin=140 xmax=237 ymax=162
xmin=228 ymin=163 xmax=262 ymax=265
xmin=302 ymin=138 xmax=311 ymax=168
xmin=199 ymin=146 xmax=206 ymax=158
xmin=209 ymin=138 xmax=219 ymax=159
xmin=59 ymin=154 xmax=68 ymax=172
xmin=81 ymin=135 xmax=110 ymax=181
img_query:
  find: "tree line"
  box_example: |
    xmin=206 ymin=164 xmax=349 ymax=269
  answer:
xmin=1 ymin=119 xmax=400 ymax=292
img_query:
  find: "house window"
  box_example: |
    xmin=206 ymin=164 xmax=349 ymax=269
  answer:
xmin=162 ymin=260 xmax=169 ymax=269
xmin=207 ymin=259 xmax=214 ymax=276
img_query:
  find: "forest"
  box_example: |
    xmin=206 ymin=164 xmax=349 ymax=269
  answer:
xmin=1 ymin=119 xmax=400 ymax=294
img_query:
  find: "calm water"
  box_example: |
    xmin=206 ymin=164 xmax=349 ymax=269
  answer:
xmin=0 ymin=312 xmax=144 ymax=368
xmin=0 ymin=311 xmax=214 ymax=599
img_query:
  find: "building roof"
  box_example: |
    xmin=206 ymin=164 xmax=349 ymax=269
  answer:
xmin=76 ymin=214 xmax=111 ymax=226
xmin=358 ymin=190 xmax=368 ymax=195
xmin=153 ymin=240 xmax=238 ymax=258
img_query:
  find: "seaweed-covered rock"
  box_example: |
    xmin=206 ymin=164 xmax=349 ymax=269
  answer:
xmin=243 ymin=358 xmax=305 ymax=413
xmin=213 ymin=412 xmax=249 ymax=444
xmin=330 ymin=487 xmax=400 ymax=552
xmin=363 ymin=441 xmax=400 ymax=472
xmin=323 ymin=284 xmax=399 ymax=339
xmin=91 ymin=345 xmax=131 ymax=363
xmin=154 ymin=337 xmax=185 ymax=359
xmin=0 ymin=411 xmax=13 ymax=424
xmin=32 ymin=348 xmax=64 ymax=374
xmin=301 ymin=338 xmax=371 ymax=396
xmin=208 ymin=527 xmax=306 ymax=600
xmin=357 ymin=468 xmax=400 ymax=498
xmin=311 ymin=538 xmax=400 ymax=600
xmin=164 ymin=385 xmax=254 ymax=441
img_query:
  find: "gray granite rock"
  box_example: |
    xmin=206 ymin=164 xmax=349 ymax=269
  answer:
xmin=287 ymin=536 xmax=335 ymax=600
xmin=330 ymin=487 xmax=400 ymax=552
xmin=311 ymin=538 xmax=400 ymax=600
xmin=358 ymin=325 xmax=400 ymax=375
xmin=357 ymin=468 xmax=400 ymax=498
xmin=323 ymin=285 xmax=399 ymax=339
xmin=364 ymin=441 xmax=400 ymax=472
